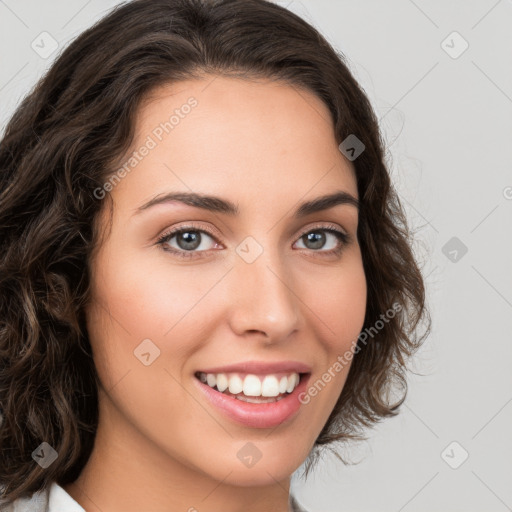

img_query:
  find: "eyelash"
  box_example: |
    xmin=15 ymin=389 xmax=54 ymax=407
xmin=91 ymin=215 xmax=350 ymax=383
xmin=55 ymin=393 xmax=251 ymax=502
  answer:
xmin=155 ymin=222 xmax=351 ymax=260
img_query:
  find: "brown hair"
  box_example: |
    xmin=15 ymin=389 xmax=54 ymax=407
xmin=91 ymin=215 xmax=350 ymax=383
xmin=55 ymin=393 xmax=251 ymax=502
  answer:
xmin=0 ymin=0 xmax=431 ymax=504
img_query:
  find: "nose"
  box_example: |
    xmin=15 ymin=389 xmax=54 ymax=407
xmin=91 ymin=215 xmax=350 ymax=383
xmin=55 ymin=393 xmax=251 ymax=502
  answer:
xmin=227 ymin=246 xmax=301 ymax=343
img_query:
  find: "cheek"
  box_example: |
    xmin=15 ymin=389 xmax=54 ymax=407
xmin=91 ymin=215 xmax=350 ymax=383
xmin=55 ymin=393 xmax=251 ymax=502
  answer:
xmin=86 ymin=248 xmax=226 ymax=376
xmin=307 ymin=258 xmax=367 ymax=350
xmin=84 ymin=252 xmax=210 ymax=435
xmin=298 ymin=257 xmax=366 ymax=410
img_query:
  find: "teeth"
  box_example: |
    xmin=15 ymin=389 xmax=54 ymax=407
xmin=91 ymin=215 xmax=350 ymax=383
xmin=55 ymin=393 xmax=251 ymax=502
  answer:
xmin=197 ymin=371 xmax=302 ymax=397
xmin=216 ymin=373 xmax=229 ymax=392
xmin=261 ymin=375 xmax=280 ymax=397
xmin=228 ymin=375 xmax=243 ymax=395
xmin=286 ymin=373 xmax=299 ymax=393
xmin=243 ymin=374 xmax=261 ymax=396
xmin=278 ymin=376 xmax=288 ymax=394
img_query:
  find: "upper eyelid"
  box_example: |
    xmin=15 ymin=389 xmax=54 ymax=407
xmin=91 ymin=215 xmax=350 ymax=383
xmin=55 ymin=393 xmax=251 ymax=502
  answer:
xmin=157 ymin=222 xmax=350 ymax=247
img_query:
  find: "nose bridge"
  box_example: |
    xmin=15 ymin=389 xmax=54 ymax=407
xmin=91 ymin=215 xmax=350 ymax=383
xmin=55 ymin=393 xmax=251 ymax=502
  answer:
xmin=228 ymin=239 xmax=300 ymax=340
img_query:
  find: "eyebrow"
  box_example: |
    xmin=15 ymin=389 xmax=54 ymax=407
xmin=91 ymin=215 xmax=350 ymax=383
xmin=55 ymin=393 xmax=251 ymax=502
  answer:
xmin=133 ymin=190 xmax=360 ymax=218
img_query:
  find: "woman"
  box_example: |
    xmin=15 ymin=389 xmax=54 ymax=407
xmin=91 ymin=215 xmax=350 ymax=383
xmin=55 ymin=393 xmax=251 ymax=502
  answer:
xmin=0 ymin=0 xmax=430 ymax=510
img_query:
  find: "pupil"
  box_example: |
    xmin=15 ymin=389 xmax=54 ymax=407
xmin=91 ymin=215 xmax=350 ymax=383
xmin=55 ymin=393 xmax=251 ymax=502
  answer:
xmin=178 ymin=231 xmax=200 ymax=250
xmin=305 ymin=232 xmax=325 ymax=249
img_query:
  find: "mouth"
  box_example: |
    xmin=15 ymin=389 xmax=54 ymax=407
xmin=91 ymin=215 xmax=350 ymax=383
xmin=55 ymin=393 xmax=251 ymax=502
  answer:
xmin=193 ymin=370 xmax=311 ymax=428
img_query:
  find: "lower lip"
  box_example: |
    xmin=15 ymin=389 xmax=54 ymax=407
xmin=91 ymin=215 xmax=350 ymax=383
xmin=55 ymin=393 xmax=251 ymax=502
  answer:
xmin=194 ymin=374 xmax=310 ymax=429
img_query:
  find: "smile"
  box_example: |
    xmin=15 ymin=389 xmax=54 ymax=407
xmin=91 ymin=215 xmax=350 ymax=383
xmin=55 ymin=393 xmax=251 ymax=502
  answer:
xmin=196 ymin=371 xmax=301 ymax=399
xmin=194 ymin=371 xmax=311 ymax=428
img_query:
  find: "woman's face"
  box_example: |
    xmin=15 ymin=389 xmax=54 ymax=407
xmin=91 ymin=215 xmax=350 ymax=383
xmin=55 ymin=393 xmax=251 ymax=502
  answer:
xmin=84 ymin=75 xmax=366 ymax=498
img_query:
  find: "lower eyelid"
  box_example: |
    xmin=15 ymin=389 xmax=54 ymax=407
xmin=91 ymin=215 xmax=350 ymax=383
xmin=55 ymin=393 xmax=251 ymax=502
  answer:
xmin=157 ymin=225 xmax=349 ymax=256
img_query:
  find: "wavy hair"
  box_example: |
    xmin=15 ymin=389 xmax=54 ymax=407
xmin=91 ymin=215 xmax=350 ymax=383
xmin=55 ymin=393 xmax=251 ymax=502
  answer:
xmin=0 ymin=0 xmax=431 ymax=505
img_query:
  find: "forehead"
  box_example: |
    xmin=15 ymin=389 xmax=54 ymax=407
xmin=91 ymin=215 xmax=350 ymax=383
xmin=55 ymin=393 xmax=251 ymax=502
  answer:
xmin=109 ymin=75 xmax=358 ymax=217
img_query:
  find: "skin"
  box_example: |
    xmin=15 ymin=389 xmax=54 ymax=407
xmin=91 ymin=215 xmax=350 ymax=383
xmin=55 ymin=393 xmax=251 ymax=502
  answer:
xmin=64 ymin=75 xmax=367 ymax=512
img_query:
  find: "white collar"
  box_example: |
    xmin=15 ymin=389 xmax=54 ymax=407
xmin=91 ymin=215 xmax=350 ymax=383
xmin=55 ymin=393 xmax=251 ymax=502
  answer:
xmin=48 ymin=482 xmax=85 ymax=512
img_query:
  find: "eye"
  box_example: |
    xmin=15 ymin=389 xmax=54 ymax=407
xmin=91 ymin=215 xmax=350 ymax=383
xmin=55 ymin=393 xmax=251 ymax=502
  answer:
xmin=156 ymin=222 xmax=351 ymax=260
xmin=293 ymin=224 xmax=351 ymax=256
xmin=156 ymin=223 xmax=221 ymax=260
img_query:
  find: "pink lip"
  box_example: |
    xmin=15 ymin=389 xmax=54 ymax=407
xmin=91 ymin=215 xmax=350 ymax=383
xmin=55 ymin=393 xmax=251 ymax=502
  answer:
xmin=194 ymin=372 xmax=311 ymax=429
xmin=196 ymin=360 xmax=312 ymax=375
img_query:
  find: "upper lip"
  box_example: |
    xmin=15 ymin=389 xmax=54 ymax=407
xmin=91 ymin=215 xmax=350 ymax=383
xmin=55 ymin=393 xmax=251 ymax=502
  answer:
xmin=196 ymin=360 xmax=312 ymax=375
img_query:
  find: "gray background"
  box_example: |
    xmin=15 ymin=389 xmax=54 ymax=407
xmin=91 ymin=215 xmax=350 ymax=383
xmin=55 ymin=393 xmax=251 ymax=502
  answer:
xmin=1 ymin=1 xmax=511 ymax=511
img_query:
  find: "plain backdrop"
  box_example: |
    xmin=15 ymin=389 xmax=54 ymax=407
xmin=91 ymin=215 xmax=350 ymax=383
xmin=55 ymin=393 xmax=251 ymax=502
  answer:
xmin=1 ymin=1 xmax=511 ymax=511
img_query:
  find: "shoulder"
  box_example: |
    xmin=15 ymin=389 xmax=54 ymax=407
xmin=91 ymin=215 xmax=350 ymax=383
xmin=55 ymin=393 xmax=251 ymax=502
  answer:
xmin=0 ymin=486 xmax=49 ymax=512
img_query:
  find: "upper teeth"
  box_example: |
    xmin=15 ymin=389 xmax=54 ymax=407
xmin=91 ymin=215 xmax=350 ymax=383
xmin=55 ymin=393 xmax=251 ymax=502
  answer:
xmin=198 ymin=372 xmax=301 ymax=397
